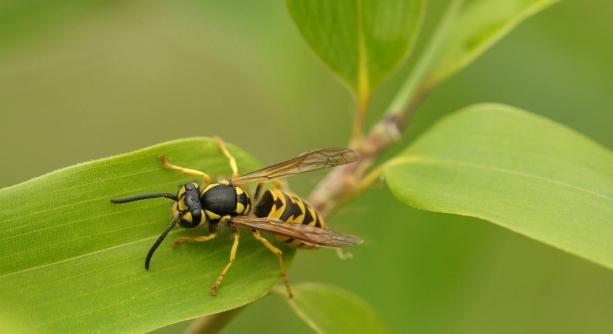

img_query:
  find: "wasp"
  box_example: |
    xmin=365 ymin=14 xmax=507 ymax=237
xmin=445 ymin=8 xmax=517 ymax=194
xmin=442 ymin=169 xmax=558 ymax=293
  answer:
xmin=110 ymin=138 xmax=361 ymax=297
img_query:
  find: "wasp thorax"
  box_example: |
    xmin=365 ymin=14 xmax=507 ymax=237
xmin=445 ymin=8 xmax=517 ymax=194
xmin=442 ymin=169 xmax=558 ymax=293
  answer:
xmin=174 ymin=183 xmax=205 ymax=228
xmin=200 ymin=183 xmax=251 ymax=222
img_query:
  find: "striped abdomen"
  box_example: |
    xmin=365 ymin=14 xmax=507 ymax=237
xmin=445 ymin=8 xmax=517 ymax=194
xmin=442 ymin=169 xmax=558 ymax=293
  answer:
xmin=252 ymin=189 xmax=326 ymax=248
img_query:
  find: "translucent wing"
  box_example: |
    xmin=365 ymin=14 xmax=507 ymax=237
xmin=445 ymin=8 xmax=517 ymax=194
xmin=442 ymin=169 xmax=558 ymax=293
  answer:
xmin=230 ymin=148 xmax=358 ymax=185
xmin=230 ymin=216 xmax=363 ymax=247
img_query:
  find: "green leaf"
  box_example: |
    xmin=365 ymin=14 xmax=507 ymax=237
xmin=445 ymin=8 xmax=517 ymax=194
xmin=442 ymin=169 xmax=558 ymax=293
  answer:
xmin=276 ymin=282 xmax=389 ymax=334
xmin=386 ymin=0 xmax=462 ymax=115
xmin=427 ymin=0 xmax=559 ymax=86
xmin=286 ymin=0 xmax=426 ymax=101
xmin=0 ymin=138 xmax=294 ymax=333
xmin=385 ymin=104 xmax=613 ymax=270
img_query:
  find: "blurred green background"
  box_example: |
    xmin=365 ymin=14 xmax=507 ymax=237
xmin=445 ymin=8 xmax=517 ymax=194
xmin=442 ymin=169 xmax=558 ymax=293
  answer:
xmin=1 ymin=0 xmax=612 ymax=333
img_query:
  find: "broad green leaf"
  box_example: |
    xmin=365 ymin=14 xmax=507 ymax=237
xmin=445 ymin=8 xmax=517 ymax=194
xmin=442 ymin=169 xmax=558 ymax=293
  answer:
xmin=385 ymin=104 xmax=613 ymax=269
xmin=276 ymin=282 xmax=388 ymax=334
xmin=287 ymin=0 xmax=426 ymax=101
xmin=427 ymin=0 xmax=559 ymax=86
xmin=0 ymin=138 xmax=294 ymax=333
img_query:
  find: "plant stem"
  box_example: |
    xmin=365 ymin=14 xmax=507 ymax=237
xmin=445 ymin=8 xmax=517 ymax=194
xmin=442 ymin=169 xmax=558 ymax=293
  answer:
xmin=308 ymin=89 xmax=426 ymax=216
xmin=351 ymin=91 xmax=370 ymax=146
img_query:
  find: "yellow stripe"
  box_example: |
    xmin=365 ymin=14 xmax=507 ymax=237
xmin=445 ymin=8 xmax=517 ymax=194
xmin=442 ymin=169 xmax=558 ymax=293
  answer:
xmin=178 ymin=199 xmax=187 ymax=211
xmin=269 ymin=190 xmax=286 ymax=218
xmin=203 ymin=183 xmax=220 ymax=193
xmin=205 ymin=210 xmax=221 ymax=220
xmin=236 ymin=202 xmax=245 ymax=214
xmin=177 ymin=186 xmax=186 ymax=198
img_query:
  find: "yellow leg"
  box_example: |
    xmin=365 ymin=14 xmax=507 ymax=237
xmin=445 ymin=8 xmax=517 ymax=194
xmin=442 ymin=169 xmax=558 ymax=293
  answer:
xmin=213 ymin=136 xmax=239 ymax=178
xmin=159 ymin=156 xmax=212 ymax=184
xmin=252 ymin=230 xmax=293 ymax=298
xmin=335 ymin=247 xmax=353 ymax=260
xmin=210 ymin=229 xmax=240 ymax=296
xmin=172 ymin=232 xmax=218 ymax=249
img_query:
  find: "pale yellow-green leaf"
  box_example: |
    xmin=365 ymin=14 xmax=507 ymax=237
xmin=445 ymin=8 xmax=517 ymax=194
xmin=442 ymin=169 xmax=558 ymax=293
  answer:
xmin=385 ymin=104 xmax=613 ymax=269
xmin=427 ymin=0 xmax=559 ymax=86
xmin=277 ymin=282 xmax=388 ymax=334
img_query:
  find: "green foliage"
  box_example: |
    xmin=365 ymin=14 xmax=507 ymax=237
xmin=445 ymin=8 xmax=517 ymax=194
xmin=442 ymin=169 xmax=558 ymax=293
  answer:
xmin=1 ymin=0 xmax=609 ymax=333
xmin=386 ymin=0 xmax=462 ymax=114
xmin=0 ymin=138 xmax=295 ymax=333
xmin=385 ymin=104 xmax=613 ymax=269
xmin=427 ymin=0 xmax=560 ymax=86
xmin=388 ymin=0 xmax=559 ymax=117
xmin=286 ymin=0 xmax=425 ymax=100
xmin=278 ymin=282 xmax=389 ymax=334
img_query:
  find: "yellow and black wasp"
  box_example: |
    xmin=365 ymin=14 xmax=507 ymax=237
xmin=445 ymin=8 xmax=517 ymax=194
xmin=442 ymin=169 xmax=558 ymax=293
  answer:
xmin=110 ymin=138 xmax=361 ymax=297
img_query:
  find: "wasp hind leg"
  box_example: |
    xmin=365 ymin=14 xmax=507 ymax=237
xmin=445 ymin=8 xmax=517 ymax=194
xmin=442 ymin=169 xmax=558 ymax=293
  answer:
xmin=159 ymin=156 xmax=212 ymax=184
xmin=213 ymin=136 xmax=239 ymax=178
xmin=210 ymin=228 xmax=240 ymax=296
xmin=335 ymin=247 xmax=353 ymax=260
xmin=252 ymin=230 xmax=293 ymax=298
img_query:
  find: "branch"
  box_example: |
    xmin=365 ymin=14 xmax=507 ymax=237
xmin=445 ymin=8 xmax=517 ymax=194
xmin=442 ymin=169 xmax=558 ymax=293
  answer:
xmin=308 ymin=88 xmax=428 ymax=216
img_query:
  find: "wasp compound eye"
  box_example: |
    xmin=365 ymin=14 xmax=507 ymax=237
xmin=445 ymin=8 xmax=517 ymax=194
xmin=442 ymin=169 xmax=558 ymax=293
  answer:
xmin=192 ymin=209 xmax=203 ymax=223
xmin=179 ymin=210 xmax=200 ymax=229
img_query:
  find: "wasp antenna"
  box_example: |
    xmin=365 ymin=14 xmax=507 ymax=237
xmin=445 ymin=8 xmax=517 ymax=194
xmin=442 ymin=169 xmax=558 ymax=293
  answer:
xmin=145 ymin=215 xmax=181 ymax=270
xmin=110 ymin=193 xmax=178 ymax=204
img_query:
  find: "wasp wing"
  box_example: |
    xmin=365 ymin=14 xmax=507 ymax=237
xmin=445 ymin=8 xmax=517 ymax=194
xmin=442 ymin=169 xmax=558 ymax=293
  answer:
xmin=230 ymin=216 xmax=362 ymax=247
xmin=230 ymin=148 xmax=358 ymax=185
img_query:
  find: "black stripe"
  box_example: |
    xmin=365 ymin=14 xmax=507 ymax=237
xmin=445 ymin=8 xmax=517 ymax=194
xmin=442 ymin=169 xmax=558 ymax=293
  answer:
xmin=314 ymin=215 xmax=322 ymax=228
xmin=253 ymin=190 xmax=274 ymax=218
xmin=279 ymin=193 xmax=296 ymax=221
xmin=291 ymin=197 xmax=304 ymax=219
xmin=302 ymin=206 xmax=314 ymax=225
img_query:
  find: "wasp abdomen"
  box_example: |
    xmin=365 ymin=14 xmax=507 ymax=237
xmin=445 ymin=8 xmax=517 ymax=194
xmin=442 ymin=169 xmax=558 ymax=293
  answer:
xmin=253 ymin=189 xmax=325 ymax=248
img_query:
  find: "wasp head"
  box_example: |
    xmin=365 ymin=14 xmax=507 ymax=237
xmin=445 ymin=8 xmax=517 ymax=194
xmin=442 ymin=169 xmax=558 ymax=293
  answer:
xmin=174 ymin=183 xmax=206 ymax=228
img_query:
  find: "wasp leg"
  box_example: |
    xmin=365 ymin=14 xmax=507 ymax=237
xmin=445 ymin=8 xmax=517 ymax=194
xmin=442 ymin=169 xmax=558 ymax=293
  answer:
xmin=159 ymin=156 xmax=212 ymax=184
xmin=335 ymin=247 xmax=353 ymax=260
xmin=213 ymin=136 xmax=239 ymax=178
xmin=252 ymin=230 xmax=293 ymax=298
xmin=210 ymin=228 xmax=240 ymax=296
xmin=172 ymin=232 xmax=218 ymax=249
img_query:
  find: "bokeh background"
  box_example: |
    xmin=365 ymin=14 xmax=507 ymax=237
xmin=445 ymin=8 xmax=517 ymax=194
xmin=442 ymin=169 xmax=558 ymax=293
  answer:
xmin=1 ymin=0 xmax=612 ymax=333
